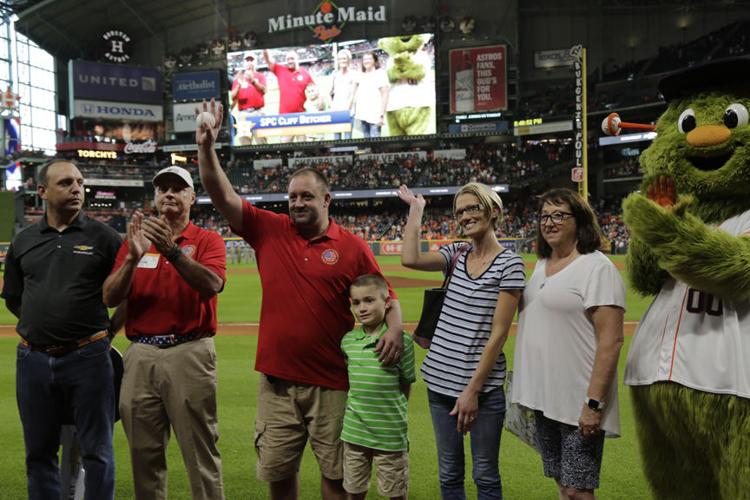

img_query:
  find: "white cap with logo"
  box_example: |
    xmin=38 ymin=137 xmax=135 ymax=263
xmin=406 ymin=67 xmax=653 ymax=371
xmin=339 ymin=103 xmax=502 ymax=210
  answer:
xmin=152 ymin=166 xmax=194 ymax=189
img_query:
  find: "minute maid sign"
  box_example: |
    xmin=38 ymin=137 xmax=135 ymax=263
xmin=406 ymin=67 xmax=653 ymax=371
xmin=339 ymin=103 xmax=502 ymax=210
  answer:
xmin=267 ymin=2 xmax=386 ymax=41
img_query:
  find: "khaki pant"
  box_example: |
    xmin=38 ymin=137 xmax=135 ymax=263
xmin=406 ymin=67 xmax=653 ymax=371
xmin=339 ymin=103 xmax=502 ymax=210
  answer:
xmin=255 ymin=374 xmax=347 ymax=482
xmin=343 ymin=442 xmax=409 ymax=497
xmin=120 ymin=338 xmax=224 ymax=500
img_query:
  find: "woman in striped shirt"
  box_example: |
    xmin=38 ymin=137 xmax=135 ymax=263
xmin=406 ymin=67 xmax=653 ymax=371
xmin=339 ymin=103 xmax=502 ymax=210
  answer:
xmin=398 ymin=183 xmax=525 ymax=500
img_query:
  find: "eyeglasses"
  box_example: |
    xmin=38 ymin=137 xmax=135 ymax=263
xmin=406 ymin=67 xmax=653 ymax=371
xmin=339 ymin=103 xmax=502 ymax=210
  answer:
xmin=455 ymin=204 xmax=483 ymax=218
xmin=540 ymin=211 xmax=574 ymax=225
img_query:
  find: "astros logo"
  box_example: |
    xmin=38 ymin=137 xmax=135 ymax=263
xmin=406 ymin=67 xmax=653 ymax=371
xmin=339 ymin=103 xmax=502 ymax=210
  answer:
xmin=321 ymin=248 xmax=339 ymax=265
xmin=182 ymin=245 xmax=196 ymax=258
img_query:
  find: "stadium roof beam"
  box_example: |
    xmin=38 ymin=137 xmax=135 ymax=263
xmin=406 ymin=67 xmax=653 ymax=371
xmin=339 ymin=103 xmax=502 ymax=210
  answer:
xmin=118 ymin=0 xmax=164 ymax=49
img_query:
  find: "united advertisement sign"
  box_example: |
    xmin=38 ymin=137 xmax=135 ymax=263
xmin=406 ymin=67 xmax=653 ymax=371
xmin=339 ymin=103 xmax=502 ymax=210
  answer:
xmin=69 ymin=60 xmax=162 ymax=104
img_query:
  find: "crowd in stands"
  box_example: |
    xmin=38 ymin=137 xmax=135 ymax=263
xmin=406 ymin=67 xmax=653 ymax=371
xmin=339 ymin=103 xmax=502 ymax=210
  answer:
xmin=222 ymin=141 xmax=573 ymax=195
xmin=604 ymin=158 xmax=641 ymax=178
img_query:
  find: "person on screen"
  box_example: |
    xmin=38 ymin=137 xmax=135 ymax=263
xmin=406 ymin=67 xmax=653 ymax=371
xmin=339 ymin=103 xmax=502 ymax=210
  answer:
xmin=263 ymin=49 xmax=313 ymax=114
xmin=351 ymin=52 xmax=389 ymax=138
xmin=303 ymin=83 xmax=331 ymax=141
xmin=330 ymin=49 xmax=357 ymax=140
xmin=230 ymin=52 xmax=267 ymax=145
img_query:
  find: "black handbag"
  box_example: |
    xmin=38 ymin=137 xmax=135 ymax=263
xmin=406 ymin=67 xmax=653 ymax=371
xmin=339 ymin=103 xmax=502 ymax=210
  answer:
xmin=414 ymin=244 xmax=469 ymax=341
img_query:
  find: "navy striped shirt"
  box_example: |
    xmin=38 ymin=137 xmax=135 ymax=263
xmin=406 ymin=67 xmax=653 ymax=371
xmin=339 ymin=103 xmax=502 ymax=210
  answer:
xmin=421 ymin=242 xmax=526 ymax=397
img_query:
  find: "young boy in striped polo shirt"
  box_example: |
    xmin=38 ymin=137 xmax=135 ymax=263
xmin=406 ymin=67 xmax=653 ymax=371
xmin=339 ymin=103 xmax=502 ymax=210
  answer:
xmin=341 ymin=274 xmax=416 ymax=500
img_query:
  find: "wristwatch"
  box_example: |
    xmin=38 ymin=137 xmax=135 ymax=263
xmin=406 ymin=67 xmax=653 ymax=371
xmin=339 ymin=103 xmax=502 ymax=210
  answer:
xmin=585 ymin=397 xmax=606 ymax=412
xmin=165 ymin=244 xmax=182 ymax=263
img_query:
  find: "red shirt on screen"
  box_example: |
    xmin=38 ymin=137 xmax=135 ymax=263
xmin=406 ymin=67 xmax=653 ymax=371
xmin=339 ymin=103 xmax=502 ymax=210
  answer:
xmin=232 ymin=200 xmax=396 ymax=391
xmin=272 ymin=65 xmax=313 ymax=114
xmin=232 ymin=72 xmax=266 ymax=110
xmin=111 ymin=223 xmax=226 ymax=337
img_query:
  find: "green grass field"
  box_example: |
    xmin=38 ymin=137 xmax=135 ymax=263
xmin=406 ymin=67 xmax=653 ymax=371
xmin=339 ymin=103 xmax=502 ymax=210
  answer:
xmin=0 ymin=254 xmax=655 ymax=499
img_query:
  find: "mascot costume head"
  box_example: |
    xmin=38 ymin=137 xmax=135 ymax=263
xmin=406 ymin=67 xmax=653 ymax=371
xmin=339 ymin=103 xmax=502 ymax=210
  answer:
xmin=622 ymin=56 xmax=750 ymax=499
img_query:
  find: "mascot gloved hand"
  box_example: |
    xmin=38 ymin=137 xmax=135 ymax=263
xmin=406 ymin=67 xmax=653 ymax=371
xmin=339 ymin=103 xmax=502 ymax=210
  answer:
xmin=623 ymin=57 xmax=750 ymax=500
xmin=378 ymin=34 xmax=434 ymax=136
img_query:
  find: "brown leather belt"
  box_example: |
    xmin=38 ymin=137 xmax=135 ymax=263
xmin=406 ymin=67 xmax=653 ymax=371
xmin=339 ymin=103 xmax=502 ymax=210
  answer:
xmin=20 ymin=331 xmax=109 ymax=357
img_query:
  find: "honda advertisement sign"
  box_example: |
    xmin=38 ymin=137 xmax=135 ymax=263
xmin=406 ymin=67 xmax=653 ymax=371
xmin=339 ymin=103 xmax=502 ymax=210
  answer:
xmin=69 ymin=60 xmax=163 ymax=104
xmin=73 ymin=99 xmax=163 ymax=122
xmin=172 ymin=70 xmax=221 ymax=101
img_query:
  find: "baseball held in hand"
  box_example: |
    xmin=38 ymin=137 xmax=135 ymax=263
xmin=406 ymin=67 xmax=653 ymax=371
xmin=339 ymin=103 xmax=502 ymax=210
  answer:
xmin=196 ymin=111 xmax=216 ymax=129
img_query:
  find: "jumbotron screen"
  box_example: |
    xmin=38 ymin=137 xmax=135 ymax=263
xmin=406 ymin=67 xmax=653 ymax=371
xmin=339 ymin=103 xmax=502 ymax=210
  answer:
xmin=226 ymin=33 xmax=436 ymax=146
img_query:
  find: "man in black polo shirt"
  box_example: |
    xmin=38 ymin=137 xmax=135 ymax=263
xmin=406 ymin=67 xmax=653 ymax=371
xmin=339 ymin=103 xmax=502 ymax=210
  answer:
xmin=1 ymin=159 xmax=122 ymax=500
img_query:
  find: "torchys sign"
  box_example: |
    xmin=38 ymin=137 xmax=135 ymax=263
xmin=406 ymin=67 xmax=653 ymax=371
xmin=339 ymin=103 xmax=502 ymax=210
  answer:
xmin=267 ymin=2 xmax=387 ymax=41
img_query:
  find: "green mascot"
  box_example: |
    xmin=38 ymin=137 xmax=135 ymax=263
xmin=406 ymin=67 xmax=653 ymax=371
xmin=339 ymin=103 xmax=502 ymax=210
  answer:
xmin=378 ymin=35 xmax=434 ymax=136
xmin=623 ymin=57 xmax=750 ymax=499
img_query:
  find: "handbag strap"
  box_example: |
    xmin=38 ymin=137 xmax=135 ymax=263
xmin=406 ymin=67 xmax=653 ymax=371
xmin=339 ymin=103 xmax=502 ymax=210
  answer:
xmin=440 ymin=244 xmax=470 ymax=288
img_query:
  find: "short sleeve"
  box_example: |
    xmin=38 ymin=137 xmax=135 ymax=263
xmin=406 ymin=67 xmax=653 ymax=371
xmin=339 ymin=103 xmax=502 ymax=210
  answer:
xmin=377 ymin=69 xmax=389 ymax=88
xmin=1 ymin=244 xmax=22 ymax=300
xmin=583 ymin=256 xmax=627 ymax=311
xmin=399 ymin=332 xmax=416 ymax=385
xmin=438 ymin=242 xmax=466 ymax=274
xmin=102 ymin=227 xmax=123 ymax=270
xmin=199 ymin=231 xmax=227 ymax=283
xmin=109 ymin=240 xmax=130 ymax=275
xmin=230 ymin=199 xmax=287 ymax=248
xmin=499 ymin=253 xmax=526 ymax=290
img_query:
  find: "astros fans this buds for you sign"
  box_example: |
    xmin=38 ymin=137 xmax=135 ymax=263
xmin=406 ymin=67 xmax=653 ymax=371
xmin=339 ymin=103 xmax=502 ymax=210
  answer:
xmin=449 ymin=46 xmax=507 ymax=114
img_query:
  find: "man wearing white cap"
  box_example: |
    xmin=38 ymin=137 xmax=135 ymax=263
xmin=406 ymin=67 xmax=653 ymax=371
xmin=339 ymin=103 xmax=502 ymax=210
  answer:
xmin=230 ymin=51 xmax=267 ymax=145
xmin=103 ymin=166 xmax=227 ymax=500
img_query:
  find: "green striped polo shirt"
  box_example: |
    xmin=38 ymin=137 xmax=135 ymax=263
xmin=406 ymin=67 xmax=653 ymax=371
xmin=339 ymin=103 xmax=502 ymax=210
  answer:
xmin=340 ymin=324 xmax=416 ymax=451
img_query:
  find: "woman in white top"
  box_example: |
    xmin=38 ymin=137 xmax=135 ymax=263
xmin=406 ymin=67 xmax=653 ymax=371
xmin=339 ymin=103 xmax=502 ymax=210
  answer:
xmin=512 ymin=188 xmax=626 ymax=499
xmin=398 ymin=183 xmax=525 ymax=500
xmin=330 ymin=48 xmax=356 ymax=140
xmin=351 ymin=52 xmax=389 ymax=138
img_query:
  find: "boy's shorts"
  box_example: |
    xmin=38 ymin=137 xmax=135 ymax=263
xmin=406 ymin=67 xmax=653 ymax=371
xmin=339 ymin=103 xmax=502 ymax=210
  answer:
xmin=534 ymin=411 xmax=605 ymax=491
xmin=254 ymin=374 xmax=347 ymax=482
xmin=343 ymin=442 xmax=409 ymax=497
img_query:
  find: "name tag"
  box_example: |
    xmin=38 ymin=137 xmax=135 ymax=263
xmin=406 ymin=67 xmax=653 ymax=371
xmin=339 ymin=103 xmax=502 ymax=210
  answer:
xmin=137 ymin=253 xmax=160 ymax=269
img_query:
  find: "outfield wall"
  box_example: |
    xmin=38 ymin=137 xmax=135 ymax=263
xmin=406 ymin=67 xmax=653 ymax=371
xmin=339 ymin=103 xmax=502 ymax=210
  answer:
xmin=0 ymin=238 xmax=527 ymax=263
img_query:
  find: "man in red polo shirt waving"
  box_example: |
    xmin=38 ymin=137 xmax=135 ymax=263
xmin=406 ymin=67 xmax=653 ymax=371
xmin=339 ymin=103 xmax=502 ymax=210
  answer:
xmin=196 ymin=100 xmax=404 ymax=500
xmin=103 ymin=166 xmax=227 ymax=500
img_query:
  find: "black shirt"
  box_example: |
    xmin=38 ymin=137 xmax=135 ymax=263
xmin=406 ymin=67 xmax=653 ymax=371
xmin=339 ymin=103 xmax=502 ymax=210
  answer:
xmin=1 ymin=213 xmax=122 ymax=346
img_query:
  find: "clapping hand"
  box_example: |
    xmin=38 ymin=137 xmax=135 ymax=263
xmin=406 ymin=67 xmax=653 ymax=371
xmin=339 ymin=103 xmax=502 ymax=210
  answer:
xmin=647 ymin=175 xmax=676 ymax=208
xmin=141 ymin=216 xmax=175 ymax=255
xmin=127 ymin=211 xmax=151 ymax=261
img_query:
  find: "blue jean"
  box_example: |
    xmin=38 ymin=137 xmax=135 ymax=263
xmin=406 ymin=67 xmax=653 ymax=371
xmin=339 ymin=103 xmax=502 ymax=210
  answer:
xmin=428 ymin=387 xmax=506 ymax=500
xmin=16 ymin=338 xmax=116 ymax=500
xmin=355 ymin=119 xmax=381 ymax=138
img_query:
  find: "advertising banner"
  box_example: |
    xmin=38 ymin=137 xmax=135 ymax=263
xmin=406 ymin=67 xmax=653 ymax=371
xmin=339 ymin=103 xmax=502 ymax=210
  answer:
xmin=173 ymin=102 xmax=200 ymax=133
xmin=433 ymin=149 xmax=466 ymax=160
xmin=288 ymin=155 xmax=352 ymax=169
xmin=73 ymin=99 xmax=163 ymax=122
xmin=69 ymin=60 xmax=162 ymax=104
xmin=534 ymin=48 xmax=576 ymax=68
xmin=358 ymin=151 xmax=427 ymax=162
xmin=449 ymin=45 xmax=507 ymax=114
xmin=172 ymin=70 xmax=221 ymax=101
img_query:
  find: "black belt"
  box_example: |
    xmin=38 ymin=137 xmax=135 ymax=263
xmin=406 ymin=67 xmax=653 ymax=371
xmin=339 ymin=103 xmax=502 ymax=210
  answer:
xmin=20 ymin=331 xmax=109 ymax=357
xmin=129 ymin=332 xmax=212 ymax=348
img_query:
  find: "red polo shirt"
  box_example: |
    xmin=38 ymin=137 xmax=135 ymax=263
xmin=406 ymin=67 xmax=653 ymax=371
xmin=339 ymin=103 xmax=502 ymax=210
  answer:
xmin=233 ymin=201 xmax=395 ymax=391
xmin=232 ymin=72 xmax=266 ymax=110
xmin=110 ymin=223 xmax=226 ymax=338
xmin=272 ymin=64 xmax=313 ymax=114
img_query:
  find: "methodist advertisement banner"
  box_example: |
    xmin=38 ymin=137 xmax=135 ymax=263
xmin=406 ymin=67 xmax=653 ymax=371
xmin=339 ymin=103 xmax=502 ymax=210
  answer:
xmin=449 ymin=45 xmax=507 ymax=114
xmin=173 ymin=102 xmax=200 ymax=133
xmin=72 ymin=99 xmax=164 ymax=122
xmin=69 ymin=60 xmax=162 ymax=104
xmin=172 ymin=70 xmax=221 ymax=101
